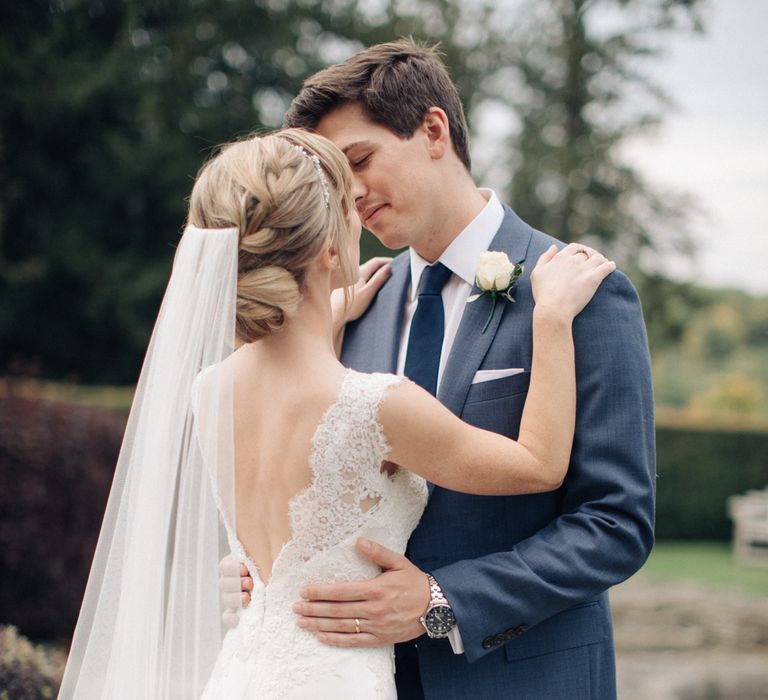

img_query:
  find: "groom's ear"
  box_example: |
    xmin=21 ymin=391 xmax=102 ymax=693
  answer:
xmin=421 ymin=107 xmax=450 ymax=161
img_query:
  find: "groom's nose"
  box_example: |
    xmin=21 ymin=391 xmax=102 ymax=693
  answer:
xmin=351 ymin=172 xmax=367 ymax=205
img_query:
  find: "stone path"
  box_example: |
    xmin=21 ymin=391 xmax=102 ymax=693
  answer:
xmin=611 ymin=575 xmax=768 ymax=700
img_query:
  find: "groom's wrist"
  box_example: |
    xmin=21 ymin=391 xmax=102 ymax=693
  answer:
xmin=419 ymin=574 xmax=456 ymax=639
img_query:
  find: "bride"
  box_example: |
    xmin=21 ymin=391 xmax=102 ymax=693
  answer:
xmin=58 ymin=128 xmax=614 ymax=699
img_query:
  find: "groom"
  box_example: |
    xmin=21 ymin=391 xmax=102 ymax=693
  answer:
xmin=255 ymin=40 xmax=654 ymax=698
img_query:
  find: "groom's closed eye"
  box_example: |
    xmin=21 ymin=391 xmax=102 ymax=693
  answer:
xmin=351 ymin=153 xmax=372 ymax=170
xmin=342 ymin=142 xmax=376 ymax=170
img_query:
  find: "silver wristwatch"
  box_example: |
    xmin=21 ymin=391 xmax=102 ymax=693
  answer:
xmin=419 ymin=574 xmax=456 ymax=639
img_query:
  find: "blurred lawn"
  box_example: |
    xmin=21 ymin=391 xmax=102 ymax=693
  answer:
xmin=641 ymin=541 xmax=768 ymax=596
xmin=0 ymin=378 xmax=133 ymax=412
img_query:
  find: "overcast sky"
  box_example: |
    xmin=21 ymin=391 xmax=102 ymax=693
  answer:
xmin=622 ymin=0 xmax=768 ymax=295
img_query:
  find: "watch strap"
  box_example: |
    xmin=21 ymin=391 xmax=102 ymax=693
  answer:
xmin=427 ymin=574 xmax=449 ymax=607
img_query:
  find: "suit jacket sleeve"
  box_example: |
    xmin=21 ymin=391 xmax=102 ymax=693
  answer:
xmin=432 ymin=270 xmax=656 ymax=663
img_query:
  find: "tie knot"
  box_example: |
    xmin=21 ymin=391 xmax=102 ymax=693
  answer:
xmin=418 ymin=262 xmax=452 ymax=296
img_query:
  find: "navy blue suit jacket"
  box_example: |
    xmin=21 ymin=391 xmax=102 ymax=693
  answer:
xmin=340 ymin=207 xmax=655 ymax=699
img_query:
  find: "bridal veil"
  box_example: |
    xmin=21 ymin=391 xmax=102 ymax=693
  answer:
xmin=59 ymin=225 xmax=239 ymax=699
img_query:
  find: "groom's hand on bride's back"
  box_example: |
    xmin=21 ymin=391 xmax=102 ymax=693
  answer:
xmin=219 ymin=555 xmax=254 ymax=628
xmin=292 ymin=538 xmax=430 ymax=648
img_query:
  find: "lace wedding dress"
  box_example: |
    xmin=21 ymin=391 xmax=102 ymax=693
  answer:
xmin=198 ymin=369 xmax=428 ymax=700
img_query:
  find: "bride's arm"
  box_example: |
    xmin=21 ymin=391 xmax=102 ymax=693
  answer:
xmin=380 ymin=244 xmax=616 ymax=496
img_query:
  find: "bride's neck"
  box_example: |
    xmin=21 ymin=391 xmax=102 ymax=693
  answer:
xmin=246 ymin=274 xmax=337 ymax=368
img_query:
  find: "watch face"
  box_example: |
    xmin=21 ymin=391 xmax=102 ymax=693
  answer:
xmin=425 ymin=605 xmax=456 ymax=635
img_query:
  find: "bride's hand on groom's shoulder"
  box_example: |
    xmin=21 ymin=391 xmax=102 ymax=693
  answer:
xmin=219 ymin=555 xmax=254 ymax=629
xmin=332 ymin=257 xmax=392 ymax=335
xmin=531 ymin=243 xmax=616 ymax=321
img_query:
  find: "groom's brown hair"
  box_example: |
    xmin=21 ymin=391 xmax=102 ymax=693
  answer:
xmin=283 ymin=39 xmax=472 ymax=172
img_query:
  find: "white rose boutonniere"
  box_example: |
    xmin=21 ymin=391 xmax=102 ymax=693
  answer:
xmin=467 ymin=251 xmax=524 ymax=333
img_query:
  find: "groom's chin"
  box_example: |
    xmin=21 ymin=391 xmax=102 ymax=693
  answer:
xmin=366 ymin=228 xmax=411 ymax=252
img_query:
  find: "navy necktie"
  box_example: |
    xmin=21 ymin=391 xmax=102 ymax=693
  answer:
xmin=403 ymin=262 xmax=453 ymax=396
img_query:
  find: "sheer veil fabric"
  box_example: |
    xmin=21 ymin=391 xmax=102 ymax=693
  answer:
xmin=59 ymin=225 xmax=240 ymax=699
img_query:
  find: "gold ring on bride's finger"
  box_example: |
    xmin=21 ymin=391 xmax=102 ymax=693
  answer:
xmin=575 ymin=247 xmax=590 ymax=258
xmin=354 ymin=618 xmax=361 ymax=634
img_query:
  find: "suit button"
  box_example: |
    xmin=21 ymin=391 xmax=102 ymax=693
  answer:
xmin=515 ymin=624 xmax=528 ymax=634
xmin=482 ymin=637 xmax=493 ymax=649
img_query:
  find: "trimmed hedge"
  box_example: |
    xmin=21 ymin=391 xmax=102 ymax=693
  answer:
xmin=0 ymin=392 xmax=125 ymax=644
xmin=655 ymin=425 xmax=768 ymax=541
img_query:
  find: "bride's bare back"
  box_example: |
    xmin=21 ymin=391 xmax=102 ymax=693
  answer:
xmin=229 ymin=348 xmax=348 ymax=584
xmin=201 ymin=359 xmax=427 ymax=699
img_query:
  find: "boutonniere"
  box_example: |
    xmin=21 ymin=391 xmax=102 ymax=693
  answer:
xmin=467 ymin=251 xmax=524 ymax=333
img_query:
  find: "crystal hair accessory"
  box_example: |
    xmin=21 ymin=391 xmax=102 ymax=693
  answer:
xmin=289 ymin=143 xmax=331 ymax=208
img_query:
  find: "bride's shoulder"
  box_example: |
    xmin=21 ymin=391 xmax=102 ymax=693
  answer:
xmin=375 ymin=376 xmax=443 ymax=430
xmin=343 ymin=371 xmax=425 ymax=422
xmin=334 ymin=370 xmax=400 ymax=416
xmin=190 ymin=359 xmax=232 ymax=410
xmin=345 ymin=369 xmax=404 ymax=394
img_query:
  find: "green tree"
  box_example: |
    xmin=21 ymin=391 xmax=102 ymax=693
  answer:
xmin=682 ymin=302 xmax=747 ymax=362
xmin=0 ymin=0 xmax=518 ymax=383
xmin=635 ymin=273 xmax=708 ymax=351
xmin=691 ymin=373 xmax=764 ymax=418
xmin=1 ymin=1 xmax=299 ymax=382
xmin=486 ymin=0 xmax=706 ymax=269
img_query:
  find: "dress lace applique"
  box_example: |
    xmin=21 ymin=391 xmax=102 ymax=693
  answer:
xmin=198 ymin=370 xmax=428 ymax=699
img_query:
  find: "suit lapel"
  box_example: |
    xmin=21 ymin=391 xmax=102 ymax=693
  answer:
xmin=367 ymin=253 xmax=410 ymax=373
xmin=438 ymin=207 xmax=533 ymax=417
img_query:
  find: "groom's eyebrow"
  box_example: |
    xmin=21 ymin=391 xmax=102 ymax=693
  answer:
xmin=341 ymin=141 xmax=372 ymax=154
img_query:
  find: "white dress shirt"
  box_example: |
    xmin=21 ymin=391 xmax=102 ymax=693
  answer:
xmin=396 ymin=189 xmax=504 ymax=390
xmin=395 ymin=189 xmax=504 ymax=654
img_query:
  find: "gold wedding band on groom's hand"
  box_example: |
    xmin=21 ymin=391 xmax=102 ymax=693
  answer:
xmin=354 ymin=618 xmax=361 ymax=634
xmin=575 ymin=247 xmax=590 ymax=258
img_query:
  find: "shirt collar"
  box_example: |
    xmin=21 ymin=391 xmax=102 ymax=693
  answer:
xmin=408 ymin=189 xmax=504 ymax=300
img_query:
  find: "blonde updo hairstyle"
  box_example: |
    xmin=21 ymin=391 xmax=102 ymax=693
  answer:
xmin=187 ymin=128 xmax=357 ymax=342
